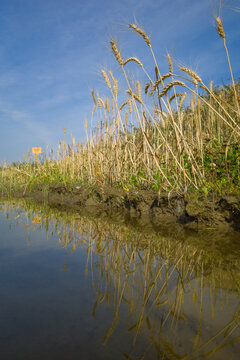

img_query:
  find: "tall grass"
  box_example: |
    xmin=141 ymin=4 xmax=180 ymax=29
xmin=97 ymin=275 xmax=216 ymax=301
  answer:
xmin=0 ymin=17 xmax=240 ymax=195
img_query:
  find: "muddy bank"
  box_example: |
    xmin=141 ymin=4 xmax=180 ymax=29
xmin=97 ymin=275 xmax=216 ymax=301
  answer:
xmin=7 ymin=183 xmax=240 ymax=232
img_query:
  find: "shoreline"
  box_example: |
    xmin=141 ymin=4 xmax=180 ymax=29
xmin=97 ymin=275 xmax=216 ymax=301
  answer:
xmin=3 ymin=184 xmax=240 ymax=232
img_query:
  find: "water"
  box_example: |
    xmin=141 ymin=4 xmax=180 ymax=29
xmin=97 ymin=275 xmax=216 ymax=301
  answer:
xmin=0 ymin=199 xmax=240 ymax=360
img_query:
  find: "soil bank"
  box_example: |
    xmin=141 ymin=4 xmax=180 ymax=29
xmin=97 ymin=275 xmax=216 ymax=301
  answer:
xmin=5 ymin=183 xmax=240 ymax=232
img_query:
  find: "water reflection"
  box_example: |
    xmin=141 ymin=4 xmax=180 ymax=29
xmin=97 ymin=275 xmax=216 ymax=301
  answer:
xmin=0 ymin=199 xmax=240 ymax=360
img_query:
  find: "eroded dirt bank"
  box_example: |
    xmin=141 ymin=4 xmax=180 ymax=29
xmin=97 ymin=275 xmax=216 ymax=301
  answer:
xmin=8 ymin=184 xmax=240 ymax=232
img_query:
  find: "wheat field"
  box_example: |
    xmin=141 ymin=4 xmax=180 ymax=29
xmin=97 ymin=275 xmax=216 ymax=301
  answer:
xmin=1 ymin=17 xmax=239 ymax=196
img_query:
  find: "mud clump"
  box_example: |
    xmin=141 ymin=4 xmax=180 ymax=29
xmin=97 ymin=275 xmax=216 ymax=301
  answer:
xmin=10 ymin=184 xmax=240 ymax=232
xmin=184 ymin=194 xmax=240 ymax=231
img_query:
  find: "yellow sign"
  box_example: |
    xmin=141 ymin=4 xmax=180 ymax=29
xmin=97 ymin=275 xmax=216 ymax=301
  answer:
xmin=32 ymin=147 xmax=42 ymax=154
xmin=32 ymin=147 xmax=42 ymax=162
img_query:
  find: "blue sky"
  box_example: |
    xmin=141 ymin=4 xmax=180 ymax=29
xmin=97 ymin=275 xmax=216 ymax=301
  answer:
xmin=0 ymin=0 xmax=239 ymax=163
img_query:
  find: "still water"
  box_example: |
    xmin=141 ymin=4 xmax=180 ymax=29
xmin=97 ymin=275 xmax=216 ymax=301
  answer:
xmin=0 ymin=199 xmax=240 ymax=360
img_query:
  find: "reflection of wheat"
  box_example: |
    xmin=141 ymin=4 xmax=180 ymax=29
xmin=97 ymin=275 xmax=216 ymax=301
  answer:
xmin=2 ymin=199 xmax=240 ymax=360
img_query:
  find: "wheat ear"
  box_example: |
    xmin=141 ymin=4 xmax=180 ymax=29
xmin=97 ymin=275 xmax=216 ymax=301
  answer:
xmin=169 ymin=93 xmax=185 ymax=103
xmin=91 ymin=89 xmax=97 ymax=106
xmin=102 ymin=70 xmax=111 ymax=89
xmin=129 ymin=24 xmax=151 ymax=46
xmin=159 ymin=81 xmax=185 ymax=98
xmin=145 ymin=83 xmax=151 ymax=95
xmin=167 ymin=54 xmax=173 ymax=73
xmin=120 ymin=101 xmax=128 ymax=111
xmin=127 ymin=89 xmax=143 ymax=104
xmin=216 ymin=17 xmax=225 ymax=40
xmin=151 ymin=73 xmax=173 ymax=95
xmin=180 ymin=67 xmax=202 ymax=84
xmin=110 ymin=39 xmax=124 ymax=66
xmin=123 ymin=57 xmax=143 ymax=67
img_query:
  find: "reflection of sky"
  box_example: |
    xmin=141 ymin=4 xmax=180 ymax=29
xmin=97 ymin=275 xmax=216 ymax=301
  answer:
xmin=0 ymin=0 xmax=239 ymax=163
